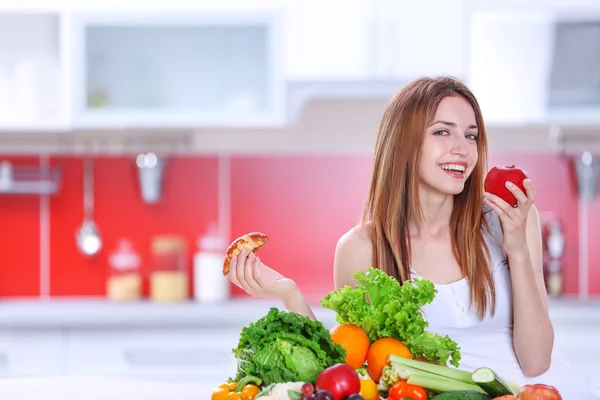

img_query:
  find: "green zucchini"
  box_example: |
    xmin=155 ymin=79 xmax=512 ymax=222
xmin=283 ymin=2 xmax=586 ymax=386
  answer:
xmin=431 ymin=390 xmax=491 ymax=400
xmin=471 ymin=367 xmax=513 ymax=397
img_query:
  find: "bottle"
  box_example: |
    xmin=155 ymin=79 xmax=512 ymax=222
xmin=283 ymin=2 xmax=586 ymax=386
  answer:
xmin=545 ymin=219 xmax=565 ymax=297
xmin=193 ymin=222 xmax=229 ymax=304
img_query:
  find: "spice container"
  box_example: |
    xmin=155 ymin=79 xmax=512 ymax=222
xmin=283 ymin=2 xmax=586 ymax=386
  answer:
xmin=106 ymin=239 xmax=142 ymax=302
xmin=150 ymin=235 xmax=189 ymax=302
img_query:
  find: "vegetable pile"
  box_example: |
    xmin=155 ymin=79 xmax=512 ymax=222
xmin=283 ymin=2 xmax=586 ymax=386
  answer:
xmin=213 ymin=266 xmax=565 ymax=400
xmin=320 ymin=268 xmax=460 ymax=367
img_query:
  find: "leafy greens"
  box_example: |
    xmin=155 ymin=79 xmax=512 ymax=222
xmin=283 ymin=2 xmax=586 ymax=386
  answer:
xmin=232 ymin=307 xmax=346 ymax=385
xmin=320 ymin=267 xmax=461 ymax=367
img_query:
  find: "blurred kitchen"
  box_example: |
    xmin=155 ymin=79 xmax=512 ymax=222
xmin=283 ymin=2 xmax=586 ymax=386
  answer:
xmin=0 ymin=0 xmax=599 ymax=396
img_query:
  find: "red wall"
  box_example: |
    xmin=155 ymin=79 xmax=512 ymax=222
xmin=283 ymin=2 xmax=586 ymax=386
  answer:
xmin=0 ymin=153 xmax=598 ymax=301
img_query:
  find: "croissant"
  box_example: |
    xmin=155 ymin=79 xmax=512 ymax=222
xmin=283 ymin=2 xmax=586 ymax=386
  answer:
xmin=222 ymin=232 xmax=269 ymax=275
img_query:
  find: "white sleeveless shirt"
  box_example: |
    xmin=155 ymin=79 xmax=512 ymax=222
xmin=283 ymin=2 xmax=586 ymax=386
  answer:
xmin=409 ymin=204 xmax=595 ymax=399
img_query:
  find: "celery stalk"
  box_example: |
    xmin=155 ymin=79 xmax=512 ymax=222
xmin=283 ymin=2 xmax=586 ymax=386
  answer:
xmin=388 ymin=355 xmax=474 ymax=383
xmin=404 ymin=369 xmax=486 ymax=393
xmin=388 ymin=355 xmax=522 ymax=395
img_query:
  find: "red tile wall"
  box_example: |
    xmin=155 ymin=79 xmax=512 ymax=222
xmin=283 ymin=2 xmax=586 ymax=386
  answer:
xmin=0 ymin=153 xmax=597 ymax=300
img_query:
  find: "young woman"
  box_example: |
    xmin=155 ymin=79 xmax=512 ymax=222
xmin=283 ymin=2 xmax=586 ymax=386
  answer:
xmin=227 ymin=77 xmax=592 ymax=398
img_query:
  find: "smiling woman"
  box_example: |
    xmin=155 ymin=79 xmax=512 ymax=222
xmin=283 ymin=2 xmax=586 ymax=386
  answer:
xmin=227 ymin=76 xmax=597 ymax=398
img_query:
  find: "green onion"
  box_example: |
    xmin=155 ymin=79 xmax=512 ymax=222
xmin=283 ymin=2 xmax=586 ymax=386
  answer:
xmin=388 ymin=355 xmax=474 ymax=383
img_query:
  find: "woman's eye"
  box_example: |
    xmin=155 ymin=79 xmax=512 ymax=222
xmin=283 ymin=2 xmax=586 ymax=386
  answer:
xmin=433 ymin=130 xmax=449 ymax=136
xmin=466 ymin=133 xmax=478 ymax=140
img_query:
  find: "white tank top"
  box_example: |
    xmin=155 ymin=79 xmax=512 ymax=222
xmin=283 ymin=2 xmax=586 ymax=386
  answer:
xmin=409 ymin=204 xmax=594 ymax=399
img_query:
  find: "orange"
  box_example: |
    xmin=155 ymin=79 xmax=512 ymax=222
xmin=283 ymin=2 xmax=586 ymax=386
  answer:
xmin=329 ymin=324 xmax=371 ymax=369
xmin=366 ymin=337 xmax=412 ymax=382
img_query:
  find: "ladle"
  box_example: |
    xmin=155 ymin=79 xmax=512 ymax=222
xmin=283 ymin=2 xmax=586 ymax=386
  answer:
xmin=76 ymin=157 xmax=102 ymax=257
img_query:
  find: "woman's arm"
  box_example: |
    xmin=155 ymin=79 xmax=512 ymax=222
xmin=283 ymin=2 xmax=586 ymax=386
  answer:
xmin=507 ymin=204 xmax=554 ymax=377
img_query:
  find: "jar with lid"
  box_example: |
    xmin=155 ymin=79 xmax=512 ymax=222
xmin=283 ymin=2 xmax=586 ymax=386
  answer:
xmin=193 ymin=222 xmax=229 ymax=303
xmin=150 ymin=235 xmax=189 ymax=302
xmin=106 ymin=238 xmax=142 ymax=302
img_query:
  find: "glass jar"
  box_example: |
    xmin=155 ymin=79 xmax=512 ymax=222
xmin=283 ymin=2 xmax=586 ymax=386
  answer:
xmin=150 ymin=235 xmax=189 ymax=302
xmin=106 ymin=238 xmax=142 ymax=302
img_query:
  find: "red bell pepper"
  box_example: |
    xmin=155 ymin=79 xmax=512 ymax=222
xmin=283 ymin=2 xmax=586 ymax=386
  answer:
xmin=388 ymin=380 xmax=428 ymax=400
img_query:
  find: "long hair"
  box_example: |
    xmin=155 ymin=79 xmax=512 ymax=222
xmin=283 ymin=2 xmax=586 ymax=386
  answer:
xmin=361 ymin=76 xmax=495 ymax=319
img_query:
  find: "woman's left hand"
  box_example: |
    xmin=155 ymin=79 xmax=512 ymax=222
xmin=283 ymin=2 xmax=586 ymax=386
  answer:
xmin=484 ymin=178 xmax=536 ymax=256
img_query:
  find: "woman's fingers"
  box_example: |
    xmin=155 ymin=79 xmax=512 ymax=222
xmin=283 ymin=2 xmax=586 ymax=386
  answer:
xmin=244 ymin=253 xmax=263 ymax=294
xmin=234 ymin=249 xmax=252 ymax=293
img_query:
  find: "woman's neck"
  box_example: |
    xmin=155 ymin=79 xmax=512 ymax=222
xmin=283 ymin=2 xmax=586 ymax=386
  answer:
xmin=408 ymin=190 xmax=454 ymax=238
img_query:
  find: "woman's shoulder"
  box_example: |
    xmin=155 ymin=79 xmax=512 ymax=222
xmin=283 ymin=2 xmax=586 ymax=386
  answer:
xmin=333 ymin=223 xmax=373 ymax=288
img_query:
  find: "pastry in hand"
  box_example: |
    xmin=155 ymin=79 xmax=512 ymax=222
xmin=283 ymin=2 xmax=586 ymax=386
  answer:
xmin=222 ymin=232 xmax=269 ymax=275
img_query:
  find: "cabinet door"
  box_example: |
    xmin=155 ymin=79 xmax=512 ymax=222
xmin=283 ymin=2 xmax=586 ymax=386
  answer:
xmin=68 ymin=12 xmax=285 ymax=129
xmin=0 ymin=330 xmax=63 ymax=377
xmin=284 ymin=0 xmax=371 ymax=80
xmin=65 ymin=328 xmax=240 ymax=386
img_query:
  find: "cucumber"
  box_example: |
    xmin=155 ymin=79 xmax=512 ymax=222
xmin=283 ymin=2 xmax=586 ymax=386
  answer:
xmin=431 ymin=390 xmax=491 ymax=400
xmin=471 ymin=367 xmax=513 ymax=397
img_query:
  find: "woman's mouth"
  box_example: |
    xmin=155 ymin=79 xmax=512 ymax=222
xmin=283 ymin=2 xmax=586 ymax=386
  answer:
xmin=439 ymin=163 xmax=467 ymax=179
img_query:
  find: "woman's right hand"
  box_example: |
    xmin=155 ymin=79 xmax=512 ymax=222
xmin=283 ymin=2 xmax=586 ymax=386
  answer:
xmin=228 ymin=248 xmax=297 ymax=301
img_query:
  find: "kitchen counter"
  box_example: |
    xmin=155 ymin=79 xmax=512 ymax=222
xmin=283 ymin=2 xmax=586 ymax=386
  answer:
xmin=0 ymin=375 xmax=214 ymax=400
xmin=0 ymin=296 xmax=598 ymax=329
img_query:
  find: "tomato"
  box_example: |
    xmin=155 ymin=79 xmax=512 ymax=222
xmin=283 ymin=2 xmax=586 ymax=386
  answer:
xmin=316 ymin=363 xmax=361 ymax=400
xmin=388 ymin=380 xmax=427 ymax=400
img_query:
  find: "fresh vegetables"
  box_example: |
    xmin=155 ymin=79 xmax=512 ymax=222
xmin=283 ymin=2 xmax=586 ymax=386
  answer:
xmin=430 ymin=391 xmax=491 ymax=400
xmin=471 ymin=368 xmax=513 ymax=397
xmin=315 ymin=363 xmax=361 ymax=400
xmin=516 ymin=384 xmax=562 ymax=400
xmin=381 ymin=355 xmax=522 ymax=396
xmin=255 ymin=382 xmax=305 ymax=399
xmin=320 ymin=268 xmax=461 ymax=367
xmin=366 ymin=337 xmax=413 ymax=382
xmin=212 ymin=376 xmax=262 ymax=400
xmin=232 ymin=308 xmax=346 ymax=386
xmin=388 ymin=380 xmax=428 ymax=400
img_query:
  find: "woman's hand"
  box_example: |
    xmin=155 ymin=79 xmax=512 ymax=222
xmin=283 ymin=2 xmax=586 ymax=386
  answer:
xmin=228 ymin=248 xmax=297 ymax=301
xmin=484 ymin=178 xmax=536 ymax=257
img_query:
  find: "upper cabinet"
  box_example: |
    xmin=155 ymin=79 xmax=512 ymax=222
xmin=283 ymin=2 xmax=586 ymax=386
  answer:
xmin=0 ymin=14 xmax=67 ymax=131
xmin=282 ymin=0 xmax=467 ymax=82
xmin=66 ymin=11 xmax=286 ymax=129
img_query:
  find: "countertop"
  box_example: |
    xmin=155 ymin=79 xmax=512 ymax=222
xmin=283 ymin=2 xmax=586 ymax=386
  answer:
xmin=0 ymin=296 xmax=598 ymax=329
xmin=0 ymin=376 xmax=214 ymax=400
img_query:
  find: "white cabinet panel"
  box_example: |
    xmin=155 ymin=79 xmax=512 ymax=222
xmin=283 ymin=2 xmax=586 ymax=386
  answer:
xmin=67 ymin=12 xmax=286 ymax=129
xmin=284 ymin=0 xmax=371 ymax=80
xmin=0 ymin=330 xmax=63 ymax=377
xmin=65 ymin=328 xmax=240 ymax=386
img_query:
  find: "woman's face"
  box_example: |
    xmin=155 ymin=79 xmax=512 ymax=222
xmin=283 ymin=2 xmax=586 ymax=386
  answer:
xmin=418 ymin=96 xmax=479 ymax=197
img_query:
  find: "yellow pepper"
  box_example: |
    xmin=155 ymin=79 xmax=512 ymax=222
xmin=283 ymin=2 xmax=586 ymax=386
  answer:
xmin=211 ymin=376 xmax=262 ymax=400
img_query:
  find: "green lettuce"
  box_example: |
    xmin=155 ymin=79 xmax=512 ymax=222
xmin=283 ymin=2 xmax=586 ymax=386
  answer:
xmin=232 ymin=308 xmax=346 ymax=385
xmin=320 ymin=268 xmax=461 ymax=367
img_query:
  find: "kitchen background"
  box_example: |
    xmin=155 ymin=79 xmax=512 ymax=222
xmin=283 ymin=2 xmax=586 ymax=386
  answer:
xmin=0 ymin=0 xmax=600 ymax=396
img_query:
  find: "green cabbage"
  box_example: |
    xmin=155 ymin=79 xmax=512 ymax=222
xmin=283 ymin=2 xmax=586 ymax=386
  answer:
xmin=232 ymin=308 xmax=346 ymax=385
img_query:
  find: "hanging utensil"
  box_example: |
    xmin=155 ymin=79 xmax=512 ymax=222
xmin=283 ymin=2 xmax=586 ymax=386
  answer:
xmin=76 ymin=157 xmax=102 ymax=257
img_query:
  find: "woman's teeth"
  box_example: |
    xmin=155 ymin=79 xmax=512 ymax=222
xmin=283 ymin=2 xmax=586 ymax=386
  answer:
xmin=440 ymin=164 xmax=466 ymax=172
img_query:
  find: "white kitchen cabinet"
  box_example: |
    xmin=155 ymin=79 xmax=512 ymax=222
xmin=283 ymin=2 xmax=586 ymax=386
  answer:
xmin=0 ymin=330 xmax=63 ymax=377
xmin=283 ymin=0 xmax=467 ymax=82
xmin=467 ymin=10 xmax=555 ymax=125
xmin=66 ymin=11 xmax=286 ymax=129
xmin=0 ymin=13 xmax=68 ymax=132
xmin=64 ymin=328 xmax=240 ymax=386
xmin=283 ymin=0 xmax=371 ymax=81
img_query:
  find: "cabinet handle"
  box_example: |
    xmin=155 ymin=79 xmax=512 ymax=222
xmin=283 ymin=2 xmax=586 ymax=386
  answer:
xmin=123 ymin=348 xmax=233 ymax=367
